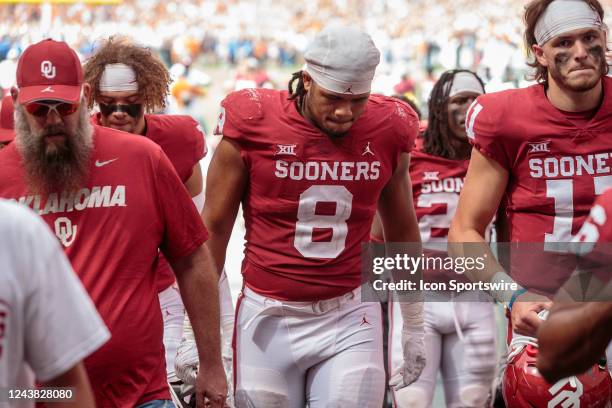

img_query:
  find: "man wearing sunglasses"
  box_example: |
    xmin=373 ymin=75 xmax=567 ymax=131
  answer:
xmin=82 ymin=37 xmax=235 ymax=399
xmin=0 ymin=39 xmax=227 ymax=408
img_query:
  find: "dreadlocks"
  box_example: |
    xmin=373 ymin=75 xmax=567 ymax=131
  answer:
xmin=83 ymin=36 xmax=171 ymax=112
xmin=423 ymin=69 xmax=485 ymax=160
xmin=288 ymin=70 xmax=307 ymax=111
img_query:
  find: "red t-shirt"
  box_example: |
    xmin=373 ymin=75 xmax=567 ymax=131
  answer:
xmin=0 ymin=125 xmax=208 ymax=407
xmin=216 ymin=89 xmax=418 ymax=301
xmin=467 ymin=77 xmax=612 ymax=293
xmin=93 ymin=113 xmax=207 ymax=292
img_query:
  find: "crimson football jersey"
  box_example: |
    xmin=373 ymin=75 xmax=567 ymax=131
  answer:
xmin=93 ymin=113 xmax=207 ymax=292
xmin=216 ymin=89 xmax=418 ymax=301
xmin=574 ymin=188 xmax=612 ymax=285
xmin=410 ymin=149 xmax=472 ymax=284
xmin=0 ymin=126 xmax=208 ymax=407
xmin=410 ymin=149 xmax=469 ymax=243
xmin=467 ymin=77 xmax=612 ymax=292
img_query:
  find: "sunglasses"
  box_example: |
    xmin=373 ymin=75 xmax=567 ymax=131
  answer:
xmin=98 ymin=103 xmax=143 ymax=118
xmin=25 ymin=101 xmax=79 ymax=118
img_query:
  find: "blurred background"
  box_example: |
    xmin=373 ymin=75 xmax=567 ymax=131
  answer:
xmin=2 ymin=0 xmax=612 ymax=133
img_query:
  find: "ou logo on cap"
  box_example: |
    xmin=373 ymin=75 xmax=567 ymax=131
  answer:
xmin=41 ymin=60 xmax=56 ymax=79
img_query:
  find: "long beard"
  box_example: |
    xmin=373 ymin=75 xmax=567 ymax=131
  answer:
xmin=15 ymin=105 xmax=93 ymax=195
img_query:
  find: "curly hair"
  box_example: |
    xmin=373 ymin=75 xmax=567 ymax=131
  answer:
xmin=83 ymin=36 xmax=171 ymax=112
xmin=524 ymin=0 xmax=606 ymax=84
xmin=423 ymin=69 xmax=485 ymax=160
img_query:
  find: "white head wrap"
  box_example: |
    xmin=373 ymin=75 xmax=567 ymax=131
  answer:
xmin=99 ymin=63 xmax=138 ymax=92
xmin=304 ymin=25 xmax=380 ymax=95
xmin=447 ymin=72 xmax=484 ymax=98
xmin=534 ymin=0 xmax=604 ymax=46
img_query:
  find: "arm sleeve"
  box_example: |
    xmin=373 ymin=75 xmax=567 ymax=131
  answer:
xmin=154 ymin=149 xmax=209 ymax=261
xmin=214 ymin=90 xmax=262 ymax=165
xmin=24 ymin=214 xmax=110 ymax=382
xmin=466 ymin=96 xmax=512 ymax=170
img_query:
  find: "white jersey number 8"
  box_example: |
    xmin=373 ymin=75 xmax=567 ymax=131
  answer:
xmin=294 ymin=185 xmax=353 ymax=258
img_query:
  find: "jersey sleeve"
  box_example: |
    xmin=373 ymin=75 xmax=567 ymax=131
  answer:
xmin=214 ymin=89 xmax=264 ymax=143
xmin=392 ymin=99 xmax=419 ymax=154
xmin=153 ymin=148 xmax=209 ymax=261
xmin=188 ymin=118 xmax=207 ymax=163
xmin=21 ymin=207 xmax=110 ymax=382
xmin=466 ymin=95 xmax=512 ymax=170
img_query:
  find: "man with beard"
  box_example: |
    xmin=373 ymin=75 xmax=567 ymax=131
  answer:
xmin=449 ymin=0 xmax=612 ymax=405
xmin=203 ymin=25 xmax=425 ymax=407
xmin=82 ymin=37 xmax=235 ymax=390
xmin=0 ymin=39 xmax=227 ymax=408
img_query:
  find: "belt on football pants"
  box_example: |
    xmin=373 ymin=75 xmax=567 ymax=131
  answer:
xmin=241 ymin=286 xmax=361 ymax=330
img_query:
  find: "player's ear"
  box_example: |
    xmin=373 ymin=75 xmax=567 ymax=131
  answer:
xmin=302 ymin=71 xmax=313 ymax=92
xmin=532 ymin=44 xmax=548 ymax=67
xmin=81 ymin=83 xmax=91 ymax=105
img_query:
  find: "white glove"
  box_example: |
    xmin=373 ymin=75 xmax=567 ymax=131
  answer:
xmin=175 ymin=315 xmax=199 ymax=385
xmin=389 ymin=301 xmax=426 ymax=390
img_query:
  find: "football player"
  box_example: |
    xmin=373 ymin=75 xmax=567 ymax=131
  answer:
xmin=82 ymin=36 xmax=235 ymax=387
xmin=0 ymin=39 xmax=226 ymax=408
xmin=381 ymin=70 xmax=497 ymax=408
xmin=204 ymin=25 xmax=425 ymax=407
xmin=449 ymin=0 xmax=612 ymax=405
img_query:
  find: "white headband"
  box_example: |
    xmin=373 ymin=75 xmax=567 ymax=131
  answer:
xmin=534 ymin=0 xmax=603 ymax=46
xmin=447 ymin=72 xmax=484 ymax=98
xmin=99 ymin=63 xmax=138 ymax=92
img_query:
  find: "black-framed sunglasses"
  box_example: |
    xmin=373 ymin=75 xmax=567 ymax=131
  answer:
xmin=98 ymin=103 xmax=143 ymax=118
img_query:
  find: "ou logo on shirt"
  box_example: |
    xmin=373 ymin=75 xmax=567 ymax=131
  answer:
xmin=54 ymin=217 xmax=77 ymax=247
xmin=41 ymin=60 xmax=56 ymax=79
xmin=548 ymin=376 xmax=582 ymax=408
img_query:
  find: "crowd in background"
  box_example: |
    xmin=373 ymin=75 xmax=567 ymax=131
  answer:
xmin=1 ymin=0 xmax=612 ymax=111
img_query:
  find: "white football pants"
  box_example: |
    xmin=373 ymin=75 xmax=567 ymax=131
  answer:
xmin=389 ymin=293 xmax=497 ymax=408
xmin=234 ymin=286 xmax=385 ymax=408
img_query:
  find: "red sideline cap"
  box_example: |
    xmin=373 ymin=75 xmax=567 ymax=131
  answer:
xmin=16 ymin=39 xmax=83 ymax=105
xmin=0 ymin=95 xmax=14 ymax=143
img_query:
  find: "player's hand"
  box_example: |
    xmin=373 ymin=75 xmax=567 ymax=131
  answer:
xmin=511 ymin=293 xmax=552 ymax=336
xmin=389 ymin=330 xmax=426 ymax=390
xmin=195 ymin=362 xmax=228 ymax=408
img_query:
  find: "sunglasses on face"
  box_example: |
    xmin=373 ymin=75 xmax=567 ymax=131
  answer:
xmin=98 ymin=102 xmax=143 ymax=118
xmin=25 ymin=101 xmax=79 ymax=118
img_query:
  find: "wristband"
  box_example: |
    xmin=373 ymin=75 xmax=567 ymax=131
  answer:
xmin=489 ymin=271 xmax=523 ymax=304
xmin=508 ymin=288 xmax=528 ymax=311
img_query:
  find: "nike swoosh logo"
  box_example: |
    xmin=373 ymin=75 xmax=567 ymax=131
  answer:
xmin=95 ymin=158 xmax=118 ymax=167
